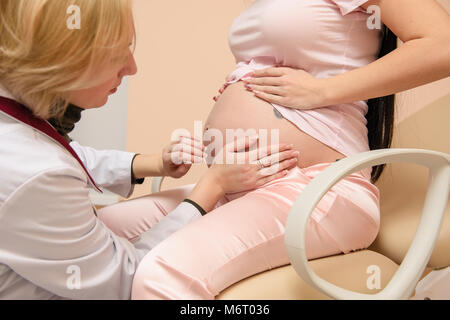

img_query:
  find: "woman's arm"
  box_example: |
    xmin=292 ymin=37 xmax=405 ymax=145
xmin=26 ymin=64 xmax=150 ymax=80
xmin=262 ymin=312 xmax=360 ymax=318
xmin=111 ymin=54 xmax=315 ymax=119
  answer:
xmin=322 ymin=0 xmax=450 ymax=106
xmin=243 ymin=0 xmax=450 ymax=109
xmin=186 ymin=171 xmax=226 ymax=213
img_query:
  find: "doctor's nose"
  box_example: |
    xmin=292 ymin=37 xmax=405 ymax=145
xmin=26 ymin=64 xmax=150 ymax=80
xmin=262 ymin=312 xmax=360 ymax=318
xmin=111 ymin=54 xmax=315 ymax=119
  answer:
xmin=120 ymin=52 xmax=138 ymax=77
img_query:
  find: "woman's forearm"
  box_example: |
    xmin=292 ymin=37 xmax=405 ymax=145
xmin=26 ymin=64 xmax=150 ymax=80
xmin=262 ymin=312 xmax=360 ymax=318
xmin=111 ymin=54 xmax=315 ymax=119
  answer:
xmin=320 ymin=37 xmax=450 ymax=106
xmin=132 ymin=153 xmax=165 ymax=179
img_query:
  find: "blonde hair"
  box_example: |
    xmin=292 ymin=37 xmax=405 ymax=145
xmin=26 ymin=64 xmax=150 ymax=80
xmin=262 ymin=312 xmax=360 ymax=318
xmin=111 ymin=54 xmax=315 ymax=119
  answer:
xmin=0 ymin=0 xmax=136 ymax=120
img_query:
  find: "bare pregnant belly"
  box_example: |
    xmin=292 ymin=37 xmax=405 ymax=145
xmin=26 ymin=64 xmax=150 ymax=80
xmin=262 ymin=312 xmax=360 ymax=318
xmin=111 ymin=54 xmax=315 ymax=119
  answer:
xmin=203 ymin=81 xmax=345 ymax=169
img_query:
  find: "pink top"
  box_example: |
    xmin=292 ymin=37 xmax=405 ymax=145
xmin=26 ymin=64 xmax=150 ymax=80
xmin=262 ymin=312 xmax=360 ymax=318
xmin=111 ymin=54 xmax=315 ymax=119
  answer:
xmin=224 ymin=0 xmax=382 ymax=180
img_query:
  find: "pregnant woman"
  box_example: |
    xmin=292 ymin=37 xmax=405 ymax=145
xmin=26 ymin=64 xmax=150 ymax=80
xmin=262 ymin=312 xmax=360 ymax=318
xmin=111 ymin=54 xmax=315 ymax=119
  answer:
xmin=126 ymin=0 xmax=450 ymax=299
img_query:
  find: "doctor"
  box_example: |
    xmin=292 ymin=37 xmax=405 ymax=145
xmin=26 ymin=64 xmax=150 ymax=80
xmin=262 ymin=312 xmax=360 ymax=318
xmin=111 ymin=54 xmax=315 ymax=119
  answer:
xmin=0 ymin=0 xmax=297 ymax=299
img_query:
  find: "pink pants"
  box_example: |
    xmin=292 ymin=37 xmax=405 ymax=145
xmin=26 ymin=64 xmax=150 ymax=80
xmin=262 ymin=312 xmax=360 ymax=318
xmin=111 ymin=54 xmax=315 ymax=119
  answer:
xmin=96 ymin=162 xmax=380 ymax=300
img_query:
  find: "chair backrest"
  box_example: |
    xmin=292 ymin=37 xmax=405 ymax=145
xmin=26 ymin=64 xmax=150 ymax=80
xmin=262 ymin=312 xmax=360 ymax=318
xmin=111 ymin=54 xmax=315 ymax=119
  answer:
xmin=369 ymin=94 xmax=450 ymax=268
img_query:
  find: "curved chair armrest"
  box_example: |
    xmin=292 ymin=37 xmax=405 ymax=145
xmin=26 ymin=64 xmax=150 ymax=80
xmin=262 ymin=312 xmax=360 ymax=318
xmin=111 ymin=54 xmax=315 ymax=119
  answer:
xmin=151 ymin=176 xmax=165 ymax=194
xmin=285 ymin=148 xmax=450 ymax=300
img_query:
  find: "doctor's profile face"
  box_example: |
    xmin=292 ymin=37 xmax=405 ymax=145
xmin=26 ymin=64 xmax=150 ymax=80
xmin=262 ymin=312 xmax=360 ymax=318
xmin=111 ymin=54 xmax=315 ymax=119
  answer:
xmin=0 ymin=0 xmax=138 ymax=120
xmin=65 ymin=42 xmax=138 ymax=110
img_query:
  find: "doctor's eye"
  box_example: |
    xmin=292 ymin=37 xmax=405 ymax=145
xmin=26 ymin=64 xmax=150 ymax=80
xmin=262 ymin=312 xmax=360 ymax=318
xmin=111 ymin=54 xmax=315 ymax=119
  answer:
xmin=128 ymin=41 xmax=136 ymax=55
xmin=129 ymin=38 xmax=136 ymax=49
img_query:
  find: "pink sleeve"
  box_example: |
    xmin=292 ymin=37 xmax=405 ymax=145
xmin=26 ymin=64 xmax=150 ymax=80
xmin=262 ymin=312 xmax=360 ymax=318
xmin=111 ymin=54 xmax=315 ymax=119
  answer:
xmin=330 ymin=0 xmax=370 ymax=15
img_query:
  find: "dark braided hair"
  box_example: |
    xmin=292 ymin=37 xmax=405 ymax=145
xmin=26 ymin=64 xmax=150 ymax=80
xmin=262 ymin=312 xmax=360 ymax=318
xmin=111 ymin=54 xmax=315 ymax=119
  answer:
xmin=47 ymin=104 xmax=84 ymax=143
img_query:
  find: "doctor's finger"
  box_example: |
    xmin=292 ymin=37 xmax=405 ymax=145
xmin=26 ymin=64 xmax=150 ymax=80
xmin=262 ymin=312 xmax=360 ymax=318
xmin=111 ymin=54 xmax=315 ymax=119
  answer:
xmin=170 ymin=152 xmax=204 ymax=165
xmin=179 ymin=136 xmax=205 ymax=151
xmin=171 ymin=135 xmax=202 ymax=146
xmin=171 ymin=143 xmax=204 ymax=157
xmin=170 ymin=141 xmax=204 ymax=157
xmin=181 ymin=138 xmax=205 ymax=154
xmin=171 ymin=135 xmax=202 ymax=145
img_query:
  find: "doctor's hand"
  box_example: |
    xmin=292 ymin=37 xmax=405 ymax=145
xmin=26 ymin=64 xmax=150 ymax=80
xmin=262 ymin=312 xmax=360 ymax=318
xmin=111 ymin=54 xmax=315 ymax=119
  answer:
xmin=161 ymin=135 xmax=205 ymax=179
xmin=206 ymin=135 xmax=299 ymax=194
xmin=242 ymin=66 xmax=327 ymax=110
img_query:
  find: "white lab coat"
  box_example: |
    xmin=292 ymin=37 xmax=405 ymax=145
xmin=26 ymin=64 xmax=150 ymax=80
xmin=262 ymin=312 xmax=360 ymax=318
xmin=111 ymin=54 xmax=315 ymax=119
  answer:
xmin=68 ymin=140 xmax=137 ymax=199
xmin=0 ymin=87 xmax=203 ymax=300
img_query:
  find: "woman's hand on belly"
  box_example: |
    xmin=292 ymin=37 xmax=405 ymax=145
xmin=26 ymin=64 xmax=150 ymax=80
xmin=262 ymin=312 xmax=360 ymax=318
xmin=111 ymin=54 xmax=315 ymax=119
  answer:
xmin=206 ymin=136 xmax=300 ymax=194
xmin=205 ymin=81 xmax=345 ymax=168
xmin=242 ymin=66 xmax=327 ymax=110
xmin=187 ymin=136 xmax=299 ymax=213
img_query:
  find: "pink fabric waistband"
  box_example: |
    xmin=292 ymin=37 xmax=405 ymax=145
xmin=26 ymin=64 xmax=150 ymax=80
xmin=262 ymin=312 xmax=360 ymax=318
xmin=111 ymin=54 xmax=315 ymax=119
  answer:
xmin=223 ymin=161 xmax=378 ymax=203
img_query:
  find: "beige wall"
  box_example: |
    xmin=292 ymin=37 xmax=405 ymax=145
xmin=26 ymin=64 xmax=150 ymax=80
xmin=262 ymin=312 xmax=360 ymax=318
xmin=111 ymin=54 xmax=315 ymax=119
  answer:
xmin=126 ymin=0 xmax=450 ymax=199
xmin=126 ymin=0 xmax=248 ymax=197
